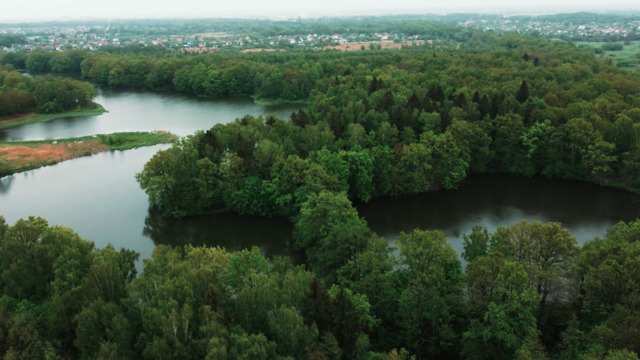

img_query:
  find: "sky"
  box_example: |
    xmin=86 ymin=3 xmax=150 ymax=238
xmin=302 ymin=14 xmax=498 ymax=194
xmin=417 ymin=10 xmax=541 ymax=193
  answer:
xmin=2 ymin=0 xmax=640 ymax=23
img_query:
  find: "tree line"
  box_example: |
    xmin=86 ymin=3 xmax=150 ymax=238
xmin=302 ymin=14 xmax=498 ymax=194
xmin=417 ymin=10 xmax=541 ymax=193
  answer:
xmin=1 ymin=215 xmax=639 ymax=359
xmin=0 ymin=68 xmax=96 ymax=116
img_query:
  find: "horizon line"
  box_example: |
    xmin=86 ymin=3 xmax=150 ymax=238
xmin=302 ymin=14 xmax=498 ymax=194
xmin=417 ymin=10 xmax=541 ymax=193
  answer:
xmin=3 ymin=7 xmax=640 ymax=25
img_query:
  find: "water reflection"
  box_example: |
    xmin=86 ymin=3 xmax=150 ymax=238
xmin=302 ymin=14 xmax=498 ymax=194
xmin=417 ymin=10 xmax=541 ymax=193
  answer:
xmin=0 ymin=89 xmax=303 ymax=142
xmin=358 ymin=175 xmax=640 ymax=254
xmin=0 ymin=176 xmax=13 ymax=195
xmin=143 ymin=208 xmax=302 ymax=263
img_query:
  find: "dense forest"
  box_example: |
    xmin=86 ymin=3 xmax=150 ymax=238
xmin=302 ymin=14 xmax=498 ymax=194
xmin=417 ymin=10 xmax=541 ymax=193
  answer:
xmin=0 ymin=68 xmax=96 ymax=116
xmin=1 ymin=215 xmax=640 ymax=359
xmin=2 ymin=25 xmax=640 ymax=359
xmin=123 ymin=33 xmax=640 ymax=217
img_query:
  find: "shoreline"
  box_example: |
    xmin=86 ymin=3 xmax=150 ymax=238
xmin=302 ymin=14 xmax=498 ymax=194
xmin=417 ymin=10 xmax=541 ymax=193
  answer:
xmin=0 ymin=131 xmax=177 ymax=177
xmin=0 ymin=104 xmax=108 ymax=130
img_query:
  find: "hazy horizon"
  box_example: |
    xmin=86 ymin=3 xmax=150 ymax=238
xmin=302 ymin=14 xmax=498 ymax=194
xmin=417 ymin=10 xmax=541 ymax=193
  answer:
xmin=2 ymin=0 xmax=640 ymax=24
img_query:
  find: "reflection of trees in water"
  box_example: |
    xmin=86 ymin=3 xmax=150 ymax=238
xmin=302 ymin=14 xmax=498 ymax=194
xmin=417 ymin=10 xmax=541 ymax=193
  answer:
xmin=0 ymin=175 xmax=14 ymax=195
xmin=359 ymin=174 xmax=640 ymax=247
xmin=143 ymin=208 xmax=197 ymax=247
xmin=142 ymin=208 xmax=301 ymax=262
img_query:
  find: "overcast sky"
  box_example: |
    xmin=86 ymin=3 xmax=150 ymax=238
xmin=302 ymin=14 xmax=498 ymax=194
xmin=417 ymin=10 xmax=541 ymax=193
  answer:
xmin=2 ymin=0 xmax=640 ymax=23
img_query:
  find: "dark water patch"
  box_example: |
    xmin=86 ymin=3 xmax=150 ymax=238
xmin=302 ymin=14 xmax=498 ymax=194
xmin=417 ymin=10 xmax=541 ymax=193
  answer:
xmin=143 ymin=209 xmax=300 ymax=263
xmin=358 ymin=175 xmax=640 ymax=254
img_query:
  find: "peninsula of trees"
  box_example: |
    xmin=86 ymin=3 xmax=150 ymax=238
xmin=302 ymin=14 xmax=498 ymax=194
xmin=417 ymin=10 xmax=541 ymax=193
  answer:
xmin=131 ymin=33 xmax=640 ymax=218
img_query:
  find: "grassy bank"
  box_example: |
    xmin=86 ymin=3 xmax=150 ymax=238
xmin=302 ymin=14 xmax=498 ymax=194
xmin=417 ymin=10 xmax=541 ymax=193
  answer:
xmin=0 ymin=131 xmax=177 ymax=177
xmin=0 ymin=104 xmax=108 ymax=130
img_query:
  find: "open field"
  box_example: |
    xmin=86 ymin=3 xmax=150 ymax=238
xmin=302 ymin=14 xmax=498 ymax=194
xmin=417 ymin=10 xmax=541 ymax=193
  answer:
xmin=575 ymin=41 xmax=640 ymax=70
xmin=0 ymin=131 xmax=177 ymax=177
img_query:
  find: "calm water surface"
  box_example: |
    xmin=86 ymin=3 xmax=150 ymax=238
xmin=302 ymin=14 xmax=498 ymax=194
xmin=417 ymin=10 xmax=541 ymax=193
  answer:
xmin=1 ymin=90 xmax=639 ymax=263
xmin=358 ymin=175 xmax=640 ymax=255
xmin=0 ymin=89 xmax=301 ymax=141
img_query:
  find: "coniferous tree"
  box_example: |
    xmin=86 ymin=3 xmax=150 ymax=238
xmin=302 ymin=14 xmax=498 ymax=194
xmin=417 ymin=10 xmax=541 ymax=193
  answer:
xmin=517 ymin=81 xmax=530 ymax=104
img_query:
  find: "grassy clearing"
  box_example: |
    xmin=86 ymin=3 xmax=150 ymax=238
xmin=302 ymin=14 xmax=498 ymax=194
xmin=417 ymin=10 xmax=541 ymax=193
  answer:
xmin=0 ymin=131 xmax=177 ymax=177
xmin=96 ymin=131 xmax=178 ymax=150
xmin=0 ymin=104 xmax=108 ymax=130
xmin=576 ymin=41 xmax=640 ymax=70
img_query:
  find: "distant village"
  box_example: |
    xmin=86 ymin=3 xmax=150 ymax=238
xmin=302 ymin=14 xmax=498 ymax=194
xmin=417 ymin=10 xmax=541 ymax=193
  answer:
xmin=457 ymin=16 xmax=640 ymax=39
xmin=0 ymin=24 xmax=429 ymax=54
xmin=1 ymin=14 xmax=640 ymax=54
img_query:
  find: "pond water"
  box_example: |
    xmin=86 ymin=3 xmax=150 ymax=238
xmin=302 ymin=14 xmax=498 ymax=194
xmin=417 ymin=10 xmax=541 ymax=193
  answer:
xmin=358 ymin=175 xmax=640 ymax=256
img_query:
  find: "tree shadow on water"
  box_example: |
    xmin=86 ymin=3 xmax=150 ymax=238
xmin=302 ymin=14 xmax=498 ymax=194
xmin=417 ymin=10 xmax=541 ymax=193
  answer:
xmin=142 ymin=208 xmax=303 ymax=263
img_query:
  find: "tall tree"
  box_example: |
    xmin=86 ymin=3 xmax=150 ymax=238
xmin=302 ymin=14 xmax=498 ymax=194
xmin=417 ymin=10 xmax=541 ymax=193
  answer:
xmin=396 ymin=229 xmax=464 ymax=359
xmin=516 ymin=81 xmax=530 ymax=104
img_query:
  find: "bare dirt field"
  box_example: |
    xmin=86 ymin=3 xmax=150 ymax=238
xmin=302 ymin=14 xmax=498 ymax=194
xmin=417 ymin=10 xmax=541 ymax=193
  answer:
xmin=0 ymin=141 xmax=108 ymax=170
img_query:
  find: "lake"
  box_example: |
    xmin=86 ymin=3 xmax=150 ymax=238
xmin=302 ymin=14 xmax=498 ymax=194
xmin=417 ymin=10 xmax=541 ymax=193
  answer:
xmin=1 ymin=90 xmax=639 ymax=264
